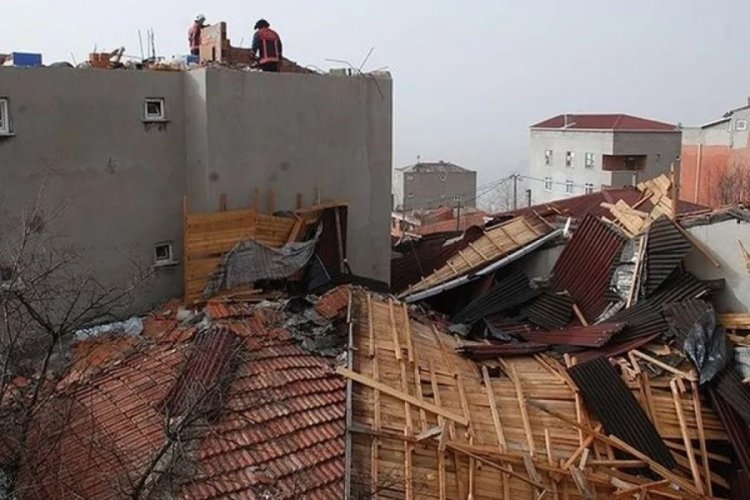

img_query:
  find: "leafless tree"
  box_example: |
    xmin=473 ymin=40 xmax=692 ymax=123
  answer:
xmin=718 ymin=160 xmax=750 ymax=205
xmin=0 ymin=191 xmax=152 ymax=492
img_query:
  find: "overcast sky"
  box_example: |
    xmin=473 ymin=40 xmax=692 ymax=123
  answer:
xmin=3 ymin=0 xmax=750 ymax=188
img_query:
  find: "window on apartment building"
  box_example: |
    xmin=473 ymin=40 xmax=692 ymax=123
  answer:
xmin=544 ymin=150 xmax=553 ymax=166
xmin=406 ymin=174 xmax=414 ymax=182
xmin=0 ymin=99 xmax=9 ymax=135
xmin=585 ymin=152 xmax=595 ymax=168
xmin=565 ymin=151 xmax=574 ymax=167
xmin=584 ymin=182 xmax=594 ymax=194
xmin=565 ymin=180 xmax=574 ymax=194
xmin=737 ymin=119 xmax=748 ymax=131
xmin=154 ymin=242 xmax=176 ymax=266
xmin=544 ymin=177 xmax=553 ymax=192
xmin=144 ymin=98 xmax=166 ymax=121
xmin=407 ymin=192 xmax=414 ymax=198
xmin=440 ymin=174 xmax=447 ymax=181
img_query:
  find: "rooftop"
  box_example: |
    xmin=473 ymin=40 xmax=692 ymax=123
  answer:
xmin=397 ymin=161 xmax=474 ymax=173
xmin=531 ymin=113 xmax=678 ymax=131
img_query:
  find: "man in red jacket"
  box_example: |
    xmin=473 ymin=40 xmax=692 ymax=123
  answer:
xmin=188 ymin=14 xmax=208 ymax=56
xmin=251 ymin=19 xmax=282 ymax=72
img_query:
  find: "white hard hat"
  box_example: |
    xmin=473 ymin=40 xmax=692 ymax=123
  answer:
xmin=196 ymin=14 xmax=206 ymax=22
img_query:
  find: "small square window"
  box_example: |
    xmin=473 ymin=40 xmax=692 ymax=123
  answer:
xmin=144 ymin=98 xmax=165 ymax=121
xmin=407 ymin=192 xmax=414 ymax=198
xmin=584 ymin=182 xmax=594 ymax=194
xmin=585 ymin=152 xmax=595 ymax=168
xmin=565 ymin=180 xmax=574 ymax=194
xmin=565 ymin=151 xmax=574 ymax=167
xmin=544 ymin=177 xmax=553 ymax=192
xmin=406 ymin=174 xmax=414 ymax=182
xmin=0 ymin=99 xmax=9 ymax=135
xmin=440 ymin=174 xmax=447 ymax=181
xmin=544 ymin=150 xmax=553 ymax=166
xmin=154 ymin=242 xmax=176 ymax=266
xmin=737 ymin=119 xmax=748 ymax=131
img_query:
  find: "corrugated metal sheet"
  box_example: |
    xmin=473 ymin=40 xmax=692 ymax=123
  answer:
xmin=391 ymin=229 xmax=483 ymax=293
xmin=520 ymin=323 xmax=624 ymax=347
xmin=522 ymin=292 xmax=574 ymax=330
xmin=483 ymin=315 xmax=543 ymax=338
xmin=452 ymin=270 xmax=538 ymax=324
xmin=551 ymin=215 xmax=625 ymax=321
xmin=575 ymin=333 xmax=660 ymax=364
xmin=714 ymin=367 xmax=750 ymax=424
xmin=568 ymin=357 xmax=677 ymax=469
xmin=708 ymin=386 xmax=750 ymax=473
xmin=456 ymin=342 xmax=547 ymax=360
xmin=644 ymin=217 xmax=692 ymax=295
xmin=649 ymin=271 xmax=711 ymax=305
xmin=664 ymin=299 xmax=713 ymax=341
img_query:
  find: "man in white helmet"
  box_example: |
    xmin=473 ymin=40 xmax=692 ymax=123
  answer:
xmin=188 ymin=14 xmax=208 ymax=57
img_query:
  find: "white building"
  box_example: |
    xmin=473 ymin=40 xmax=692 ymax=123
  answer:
xmin=529 ymin=114 xmax=681 ymax=205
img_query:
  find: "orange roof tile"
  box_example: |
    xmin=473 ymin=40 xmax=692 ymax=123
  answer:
xmin=16 ymin=289 xmax=348 ymax=499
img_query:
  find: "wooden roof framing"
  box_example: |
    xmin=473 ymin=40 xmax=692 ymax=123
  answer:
xmin=343 ymin=290 xmax=731 ymax=499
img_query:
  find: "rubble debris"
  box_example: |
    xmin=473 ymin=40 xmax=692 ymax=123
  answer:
xmin=74 ymin=316 xmax=143 ymax=340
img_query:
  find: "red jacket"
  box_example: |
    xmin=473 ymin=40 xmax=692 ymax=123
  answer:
xmin=252 ymin=28 xmax=282 ymax=64
xmin=188 ymin=22 xmax=203 ymax=50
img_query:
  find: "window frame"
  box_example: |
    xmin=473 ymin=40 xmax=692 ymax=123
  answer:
xmin=544 ymin=149 xmax=553 ymax=166
xmin=153 ymin=242 xmax=177 ymax=267
xmin=144 ymin=98 xmax=166 ymax=121
xmin=584 ymin=182 xmax=594 ymax=194
xmin=584 ymin=152 xmax=595 ymax=169
xmin=544 ymin=177 xmax=553 ymax=192
xmin=0 ymin=98 xmax=9 ymax=135
xmin=565 ymin=179 xmax=574 ymax=195
xmin=737 ymin=119 xmax=748 ymax=132
xmin=565 ymin=151 xmax=574 ymax=168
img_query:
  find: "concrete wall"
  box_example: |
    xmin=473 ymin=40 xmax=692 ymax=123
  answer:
xmin=610 ymin=131 xmax=681 ymax=187
xmin=190 ymin=68 xmax=393 ymax=281
xmin=529 ymin=130 xmax=614 ymax=204
xmin=686 ymin=219 xmax=750 ymax=313
xmin=0 ymin=67 xmax=186 ymax=312
xmin=0 ymin=66 xmax=393 ymax=313
xmin=399 ymin=170 xmax=476 ymax=210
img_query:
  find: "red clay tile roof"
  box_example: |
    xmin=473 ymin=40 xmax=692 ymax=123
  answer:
xmin=16 ymin=291 xmax=348 ymax=500
xmin=531 ymin=113 xmax=677 ymax=131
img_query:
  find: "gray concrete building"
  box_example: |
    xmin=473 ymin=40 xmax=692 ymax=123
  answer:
xmin=529 ymin=114 xmax=681 ymax=205
xmin=393 ymin=161 xmax=477 ymax=211
xmin=0 ymin=67 xmax=392 ymax=312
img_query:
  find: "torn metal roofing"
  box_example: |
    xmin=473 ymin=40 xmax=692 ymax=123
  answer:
xmin=550 ymin=215 xmax=625 ymax=322
xmin=519 ymin=322 xmax=624 ymax=347
xmin=568 ymin=357 xmax=677 ymax=469
xmin=452 ymin=270 xmax=538 ymax=324
xmin=709 ymin=386 xmax=750 ymax=473
xmin=521 ymin=291 xmax=574 ymax=330
xmin=714 ymin=367 xmax=750 ymax=424
xmin=400 ymin=214 xmax=555 ymax=300
xmin=644 ymin=217 xmax=692 ymax=294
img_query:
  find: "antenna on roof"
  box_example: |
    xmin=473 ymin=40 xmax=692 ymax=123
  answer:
xmin=416 ymin=155 xmax=421 ymax=163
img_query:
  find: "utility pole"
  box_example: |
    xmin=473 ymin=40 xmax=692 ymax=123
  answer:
xmin=455 ymin=195 xmax=462 ymax=231
xmin=512 ymin=173 xmax=519 ymax=210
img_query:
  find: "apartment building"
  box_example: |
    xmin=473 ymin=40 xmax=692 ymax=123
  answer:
xmin=529 ymin=114 xmax=681 ymax=205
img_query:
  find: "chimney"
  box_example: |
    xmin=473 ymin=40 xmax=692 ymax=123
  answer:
xmin=563 ymin=114 xmax=569 ymax=128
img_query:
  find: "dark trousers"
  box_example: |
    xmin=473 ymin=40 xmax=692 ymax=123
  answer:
xmin=259 ymin=62 xmax=280 ymax=72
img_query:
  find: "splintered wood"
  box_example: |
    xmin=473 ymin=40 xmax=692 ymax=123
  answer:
xmin=400 ymin=215 xmax=551 ymax=297
xmin=601 ymin=174 xmax=674 ymax=237
xmin=183 ymin=196 xmax=346 ymax=304
xmin=344 ymin=291 xmax=731 ymax=499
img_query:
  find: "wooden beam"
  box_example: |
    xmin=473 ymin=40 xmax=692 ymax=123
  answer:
xmin=670 ymin=380 xmax=703 ymax=495
xmin=631 ymin=350 xmax=696 ymax=381
xmin=337 ymin=367 xmax=470 ymax=426
xmin=572 ymin=304 xmax=589 ymax=327
xmin=528 ymin=400 xmax=704 ymax=498
xmin=691 ymin=380 xmax=712 ymax=497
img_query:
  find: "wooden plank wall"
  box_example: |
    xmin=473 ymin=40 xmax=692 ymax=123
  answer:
xmin=346 ymin=291 xmax=730 ymax=499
